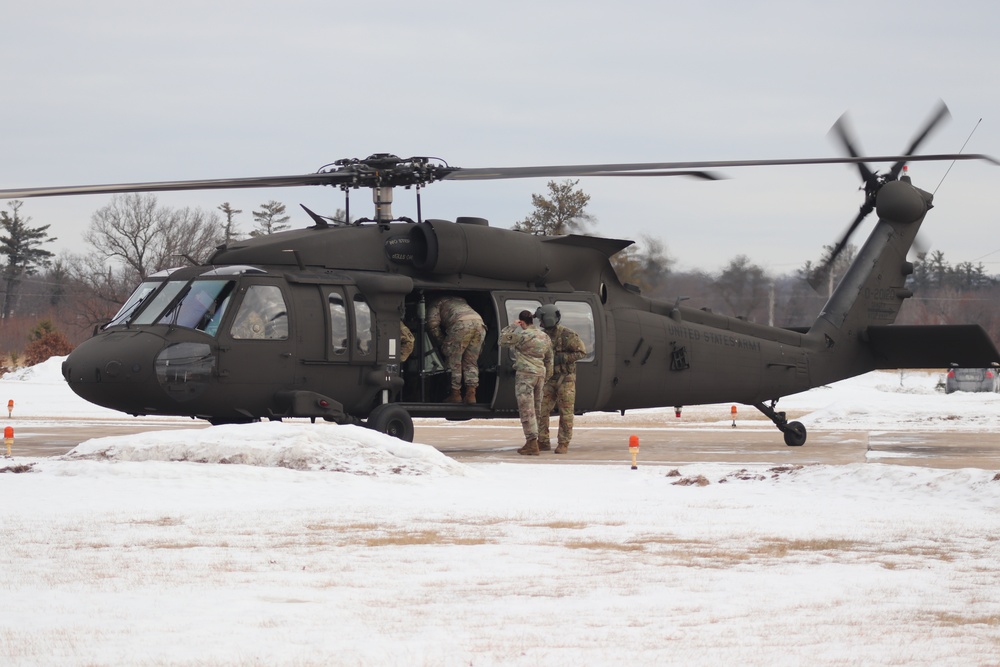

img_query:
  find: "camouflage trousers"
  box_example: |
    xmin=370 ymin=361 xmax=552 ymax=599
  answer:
xmin=441 ymin=321 xmax=485 ymax=389
xmin=514 ymin=371 xmax=546 ymax=440
xmin=538 ymin=373 xmax=577 ymax=447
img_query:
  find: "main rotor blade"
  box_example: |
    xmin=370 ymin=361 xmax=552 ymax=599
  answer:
xmin=0 ymin=173 xmax=353 ymax=199
xmin=443 ymin=153 xmax=998 ymax=181
xmin=0 ymin=151 xmax=995 ymax=201
xmin=585 ymin=170 xmax=723 ymax=180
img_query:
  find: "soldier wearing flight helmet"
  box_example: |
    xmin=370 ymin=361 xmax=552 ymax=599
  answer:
xmin=535 ymin=304 xmax=586 ymax=454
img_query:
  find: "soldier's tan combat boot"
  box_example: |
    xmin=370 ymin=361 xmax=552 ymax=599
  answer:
xmin=517 ymin=438 xmax=540 ymax=456
xmin=463 ymin=385 xmax=477 ymax=404
xmin=445 ymin=387 xmax=463 ymax=403
xmin=537 ymin=440 xmax=552 ymax=451
xmin=554 ymin=443 xmax=569 ymax=454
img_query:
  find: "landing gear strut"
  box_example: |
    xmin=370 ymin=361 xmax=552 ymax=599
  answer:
xmin=752 ymin=400 xmax=807 ymax=447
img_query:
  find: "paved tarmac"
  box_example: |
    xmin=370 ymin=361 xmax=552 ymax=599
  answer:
xmin=4 ymin=415 xmax=1000 ymax=471
xmin=421 ymin=422 xmax=1000 ymax=470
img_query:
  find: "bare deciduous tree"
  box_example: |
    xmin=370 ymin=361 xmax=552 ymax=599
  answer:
xmin=68 ymin=193 xmax=224 ymax=327
xmin=83 ymin=193 xmax=222 ymax=281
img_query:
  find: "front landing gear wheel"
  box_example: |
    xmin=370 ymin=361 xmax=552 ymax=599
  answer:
xmin=782 ymin=421 xmax=807 ymax=447
xmin=366 ymin=404 xmax=414 ymax=442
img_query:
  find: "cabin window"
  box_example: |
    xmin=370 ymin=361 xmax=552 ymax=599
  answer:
xmin=229 ymin=285 xmax=289 ymax=340
xmin=554 ymin=301 xmax=596 ymax=363
xmin=156 ymin=280 xmax=237 ymax=334
xmin=503 ymin=299 xmax=543 ymax=326
xmin=503 ymin=299 xmax=596 ymax=364
xmin=353 ymin=294 xmax=373 ymax=355
xmin=328 ymin=293 xmax=348 ymax=355
xmin=502 ymin=299 xmax=542 ymax=363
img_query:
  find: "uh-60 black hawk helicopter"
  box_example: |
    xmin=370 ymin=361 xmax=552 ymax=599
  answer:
xmin=2 ymin=103 xmax=998 ymax=446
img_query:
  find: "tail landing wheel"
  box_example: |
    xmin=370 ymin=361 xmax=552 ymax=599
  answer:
xmin=752 ymin=400 xmax=808 ymax=447
xmin=782 ymin=421 xmax=807 ymax=447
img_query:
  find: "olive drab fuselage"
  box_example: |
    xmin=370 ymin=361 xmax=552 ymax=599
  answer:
xmin=61 ymin=181 xmax=1000 ymax=445
xmin=5 ymin=124 xmax=990 ymax=444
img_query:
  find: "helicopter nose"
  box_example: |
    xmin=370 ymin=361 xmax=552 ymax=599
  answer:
xmin=62 ymin=330 xmax=171 ymax=414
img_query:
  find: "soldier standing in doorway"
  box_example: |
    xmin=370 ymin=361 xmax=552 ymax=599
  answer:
xmin=535 ymin=304 xmax=586 ymax=454
xmin=426 ymin=295 xmax=487 ymax=404
xmin=499 ymin=310 xmax=553 ymax=456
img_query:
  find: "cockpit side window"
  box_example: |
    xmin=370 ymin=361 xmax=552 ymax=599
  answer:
xmin=229 ymin=285 xmax=289 ymax=340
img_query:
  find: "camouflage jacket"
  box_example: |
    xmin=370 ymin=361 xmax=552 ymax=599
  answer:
xmin=399 ymin=321 xmax=414 ymax=361
xmin=542 ymin=324 xmax=586 ymax=377
xmin=426 ymin=296 xmax=484 ymax=340
xmin=500 ymin=324 xmax=553 ymax=378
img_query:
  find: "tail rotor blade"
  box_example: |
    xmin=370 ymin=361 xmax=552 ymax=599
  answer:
xmin=811 ymin=102 xmax=953 ymax=291
xmin=888 ymin=100 xmax=951 ymax=180
xmin=829 ymin=112 xmax=877 ymax=184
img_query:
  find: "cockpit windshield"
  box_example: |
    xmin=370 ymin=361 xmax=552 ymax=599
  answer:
xmin=106 ymin=280 xmax=163 ymax=328
xmin=105 ymin=267 xmax=268 ymax=334
xmin=129 ymin=279 xmax=237 ymax=335
xmin=156 ymin=280 xmax=237 ymax=334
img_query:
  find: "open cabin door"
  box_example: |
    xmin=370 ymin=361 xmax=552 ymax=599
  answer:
xmin=398 ymin=289 xmax=499 ymax=408
xmin=493 ymin=292 xmax=603 ymax=413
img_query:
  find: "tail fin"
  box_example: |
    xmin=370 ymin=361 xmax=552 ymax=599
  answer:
xmin=807 ymin=178 xmax=932 ymax=381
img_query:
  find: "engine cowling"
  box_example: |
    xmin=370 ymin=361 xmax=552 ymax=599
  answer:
xmin=396 ymin=218 xmax=549 ymax=282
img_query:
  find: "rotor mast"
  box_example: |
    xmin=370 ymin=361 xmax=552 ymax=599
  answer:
xmin=373 ymin=186 xmax=393 ymax=223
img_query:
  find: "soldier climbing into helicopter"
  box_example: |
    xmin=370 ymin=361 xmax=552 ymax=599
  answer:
xmin=426 ymin=295 xmax=487 ymax=404
xmin=534 ymin=304 xmax=587 ymax=454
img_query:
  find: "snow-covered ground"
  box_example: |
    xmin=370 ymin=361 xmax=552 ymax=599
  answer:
xmin=2 ymin=360 xmax=1000 ymax=666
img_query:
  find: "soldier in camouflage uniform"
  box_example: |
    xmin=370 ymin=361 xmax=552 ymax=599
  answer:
xmin=426 ymin=295 xmax=486 ymax=403
xmin=399 ymin=320 xmax=414 ymax=362
xmin=499 ymin=310 xmax=553 ymax=456
xmin=535 ymin=304 xmax=587 ymax=454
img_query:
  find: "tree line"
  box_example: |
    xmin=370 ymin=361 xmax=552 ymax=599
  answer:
xmin=0 ymin=181 xmax=997 ymax=362
xmin=0 ymin=196 xmax=308 ymax=359
xmin=511 ymin=180 xmax=1000 ymax=344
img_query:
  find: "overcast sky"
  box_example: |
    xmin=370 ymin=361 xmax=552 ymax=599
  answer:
xmin=2 ymin=0 xmax=999 ymax=274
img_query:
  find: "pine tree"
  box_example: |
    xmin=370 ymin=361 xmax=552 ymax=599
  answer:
xmin=218 ymin=202 xmax=243 ymax=244
xmin=251 ymin=200 xmax=291 ymax=236
xmin=513 ymin=180 xmax=594 ymax=236
xmin=0 ymin=201 xmax=56 ymax=318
